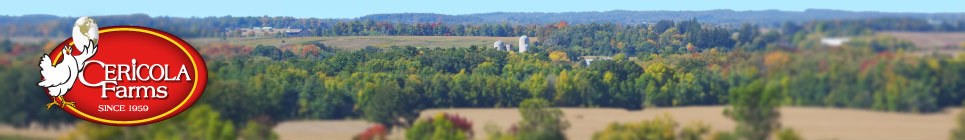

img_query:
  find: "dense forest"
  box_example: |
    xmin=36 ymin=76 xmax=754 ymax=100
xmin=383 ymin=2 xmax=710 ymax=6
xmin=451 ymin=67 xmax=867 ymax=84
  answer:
xmin=2 ymin=15 xmax=965 ymax=139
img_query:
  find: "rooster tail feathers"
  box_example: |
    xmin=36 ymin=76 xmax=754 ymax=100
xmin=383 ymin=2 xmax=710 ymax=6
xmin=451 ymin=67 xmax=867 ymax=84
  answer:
xmin=38 ymin=54 xmax=58 ymax=87
xmin=39 ymin=54 xmax=52 ymax=69
xmin=37 ymin=53 xmax=67 ymax=87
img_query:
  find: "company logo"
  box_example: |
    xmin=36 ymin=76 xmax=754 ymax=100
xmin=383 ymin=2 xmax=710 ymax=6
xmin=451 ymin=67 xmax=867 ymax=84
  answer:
xmin=38 ymin=17 xmax=208 ymax=126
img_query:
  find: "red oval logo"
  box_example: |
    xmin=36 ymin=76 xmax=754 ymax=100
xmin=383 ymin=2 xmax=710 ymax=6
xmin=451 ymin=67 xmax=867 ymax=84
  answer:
xmin=41 ymin=26 xmax=207 ymax=126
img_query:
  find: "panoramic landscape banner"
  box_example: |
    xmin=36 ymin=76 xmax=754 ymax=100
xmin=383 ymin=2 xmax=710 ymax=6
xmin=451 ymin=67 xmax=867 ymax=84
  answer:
xmin=2 ymin=0 xmax=965 ymax=140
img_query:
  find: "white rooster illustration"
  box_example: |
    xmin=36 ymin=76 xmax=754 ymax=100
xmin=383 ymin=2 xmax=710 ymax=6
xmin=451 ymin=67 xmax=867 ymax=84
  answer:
xmin=39 ymin=17 xmax=99 ymax=109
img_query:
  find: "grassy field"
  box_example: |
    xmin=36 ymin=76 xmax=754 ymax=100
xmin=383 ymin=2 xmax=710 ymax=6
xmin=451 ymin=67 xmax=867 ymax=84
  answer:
xmin=273 ymin=106 xmax=961 ymax=140
xmin=187 ymin=36 xmax=534 ymax=50
xmin=0 ymin=135 xmax=50 ymax=140
xmin=0 ymin=124 xmax=71 ymax=140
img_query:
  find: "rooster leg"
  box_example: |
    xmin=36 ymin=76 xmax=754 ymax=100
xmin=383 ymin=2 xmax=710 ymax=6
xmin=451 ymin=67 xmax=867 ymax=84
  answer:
xmin=59 ymin=96 xmax=75 ymax=108
xmin=45 ymin=99 xmax=60 ymax=109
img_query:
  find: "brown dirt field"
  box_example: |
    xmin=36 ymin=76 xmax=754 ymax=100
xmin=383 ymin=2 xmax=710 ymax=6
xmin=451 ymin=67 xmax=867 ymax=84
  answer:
xmin=878 ymin=32 xmax=965 ymax=57
xmin=3 ymin=106 xmax=957 ymax=140
xmin=274 ymin=106 xmax=961 ymax=140
xmin=272 ymin=120 xmax=405 ymax=140
xmin=878 ymin=32 xmax=965 ymax=48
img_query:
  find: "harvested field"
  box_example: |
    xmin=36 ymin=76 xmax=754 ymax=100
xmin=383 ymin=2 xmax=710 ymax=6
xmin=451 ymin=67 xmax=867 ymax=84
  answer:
xmin=2 ymin=107 xmax=958 ymax=140
xmin=879 ymin=32 xmax=965 ymax=48
xmin=878 ymin=31 xmax=965 ymax=57
xmin=273 ymin=106 xmax=961 ymax=140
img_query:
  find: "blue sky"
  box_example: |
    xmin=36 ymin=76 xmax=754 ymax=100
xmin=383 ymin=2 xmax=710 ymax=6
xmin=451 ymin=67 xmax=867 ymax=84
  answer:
xmin=2 ymin=0 xmax=961 ymax=18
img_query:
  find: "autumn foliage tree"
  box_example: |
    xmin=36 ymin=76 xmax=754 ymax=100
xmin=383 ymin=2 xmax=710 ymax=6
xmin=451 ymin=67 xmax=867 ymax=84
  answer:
xmin=406 ymin=113 xmax=473 ymax=140
xmin=354 ymin=125 xmax=388 ymax=140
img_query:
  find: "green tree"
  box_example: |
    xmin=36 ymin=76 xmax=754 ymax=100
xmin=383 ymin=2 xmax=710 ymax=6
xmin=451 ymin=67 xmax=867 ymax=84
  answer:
xmin=63 ymin=104 xmax=239 ymax=140
xmin=474 ymin=62 xmax=500 ymax=75
xmin=522 ymin=73 xmax=553 ymax=99
xmin=554 ymin=69 xmax=586 ymax=106
xmin=737 ymin=23 xmax=757 ymax=43
xmin=360 ymin=80 xmax=420 ymax=128
xmin=952 ymin=106 xmax=965 ymax=140
xmin=0 ymin=62 xmax=75 ymax=127
xmin=613 ymin=53 xmax=627 ymax=61
xmin=240 ymin=120 xmax=279 ymax=140
xmin=724 ymin=80 xmax=782 ymax=140
xmin=592 ymin=113 xmax=677 ymax=140
xmin=492 ymin=98 xmax=569 ymax=140
xmin=642 ymin=62 xmax=676 ymax=106
xmin=775 ymin=128 xmax=802 ymax=140
xmin=591 ymin=114 xmax=711 ymax=140
xmin=710 ymin=132 xmax=738 ymax=140
xmin=680 ymin=121 xmax=712 ymax=140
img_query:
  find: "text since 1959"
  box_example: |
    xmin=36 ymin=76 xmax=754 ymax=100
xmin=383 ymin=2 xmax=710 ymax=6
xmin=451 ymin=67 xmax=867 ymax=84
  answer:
xmin=98 ymin=104 xmax=149 ymax=112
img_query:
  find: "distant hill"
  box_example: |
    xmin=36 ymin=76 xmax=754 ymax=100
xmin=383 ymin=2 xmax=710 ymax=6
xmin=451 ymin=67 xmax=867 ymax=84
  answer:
xmin=358 ymin=13 xmax=485 ymax=24
xmin=360 ymin=9 xmax=965 ymax=27
xmin=3 ymin=9 xmax=965 ymax=37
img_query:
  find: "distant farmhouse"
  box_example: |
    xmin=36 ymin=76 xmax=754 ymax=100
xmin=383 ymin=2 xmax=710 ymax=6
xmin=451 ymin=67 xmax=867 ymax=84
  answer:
xmin=285 ymin=28 xmax=311 ymax=37
xmin=820 ymin=37 xmax=851 ymax=47
xmin=582 ymin=56 xmax=613 ymax=65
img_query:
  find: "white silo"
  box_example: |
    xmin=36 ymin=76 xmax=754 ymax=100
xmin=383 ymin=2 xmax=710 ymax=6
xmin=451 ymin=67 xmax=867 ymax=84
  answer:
xmin=505 ymin=44 xmax=513 ymax=52
xmin=494 ymin=40 xmax=504 ymax=50
xmin=518 ymin=35 xmax=529 ymax=53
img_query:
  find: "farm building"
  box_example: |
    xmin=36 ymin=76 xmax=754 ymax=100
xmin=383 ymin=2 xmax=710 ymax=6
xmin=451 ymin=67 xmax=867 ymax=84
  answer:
xmin=519 ymin=35 xmax=529 ymax=53
xmin=285 ymin=29 xmax=311 ymax=37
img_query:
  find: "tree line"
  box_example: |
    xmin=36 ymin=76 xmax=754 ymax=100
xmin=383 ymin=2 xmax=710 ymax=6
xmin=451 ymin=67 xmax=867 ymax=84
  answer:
xmin=6 ymin=13 xmax=965 ymax=39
